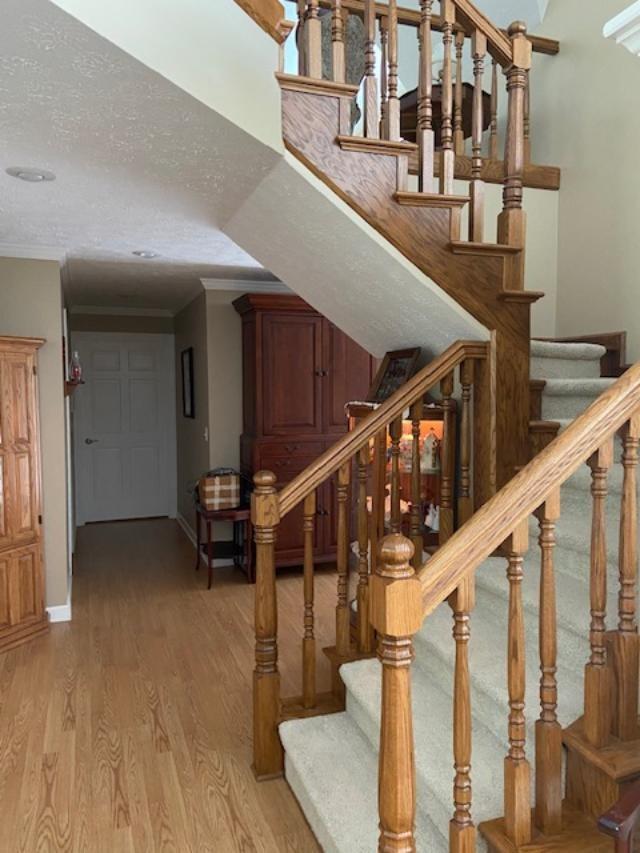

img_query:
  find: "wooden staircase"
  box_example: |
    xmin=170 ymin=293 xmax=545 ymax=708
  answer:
xmin=237 ymin=1 xmax=640 ymax=850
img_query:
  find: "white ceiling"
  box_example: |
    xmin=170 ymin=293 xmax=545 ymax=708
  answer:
xmin=0 ymin=0 xmax=280 ymax=308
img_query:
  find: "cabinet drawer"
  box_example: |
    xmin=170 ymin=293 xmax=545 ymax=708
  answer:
xmin=258 ymin=441 xmax=324 ymax=459
xmin=259 ymin=453 xmax=320 ymax=484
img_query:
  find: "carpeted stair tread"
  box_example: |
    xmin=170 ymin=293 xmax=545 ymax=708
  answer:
xmin=531 ymin=341 xmax=605 ymax=380
xmin=280 ymin=712 xmax=444 ymax=852
xmin=541 ymin=378 xmax=615 ymax=420
xmin=531 ymin=340 xmax=606 ymax=361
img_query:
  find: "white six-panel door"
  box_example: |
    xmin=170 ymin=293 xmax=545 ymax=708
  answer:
xmin=72 ymin=333 xmax=177 ymax=524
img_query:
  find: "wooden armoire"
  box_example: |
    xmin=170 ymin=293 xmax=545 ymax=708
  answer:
xmin=0 ymin=336 xmax=48 ymax=651
xmin=234 ymin=294 xmax=377 ymax=566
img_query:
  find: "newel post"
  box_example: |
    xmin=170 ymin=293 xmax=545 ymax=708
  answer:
xmin=371 ymin=533 xmax=422 ymax=853
xmin=497 ymin=21 xmax=532 ymax=290
xmin=252 ymin=470 xmax=283 ymax=779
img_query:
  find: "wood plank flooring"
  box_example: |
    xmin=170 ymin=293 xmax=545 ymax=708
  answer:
xmin=0 ymin=518 xmax=339 ymax=852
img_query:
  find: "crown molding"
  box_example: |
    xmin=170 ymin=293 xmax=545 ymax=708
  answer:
xmin=0 ymin=243 xmax=67 ymax=263
xmin=604 ymin=2 xmax=640 ymax=56
xmin=68 ymin=305 xmax=174 ymax=317
xmin=201 ymin=278 xmax=291 ymax=294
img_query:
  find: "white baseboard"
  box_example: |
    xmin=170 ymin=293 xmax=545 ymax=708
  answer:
xmin=176 ymin=512 xmax=234 ymax=568
xmin=47 ymin=589 xmax=72 ymax=623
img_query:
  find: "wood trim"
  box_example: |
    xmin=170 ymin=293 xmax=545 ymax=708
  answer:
xmin=450 ymin=241 xmax=521 ymax=257
xmin=394 ymin=191 xmax=470 ymax=208
xmin=232 ymin=292 xmax=314 ymax=315
xmin=336 ymin=135 xmax=417 ymax=155
xmin=419 ymin=362 xmax=640 ymax=618
xmin=233 ymin=0 xmax=292 ymax=44
xmin=317 ymin=0 xmax=560 ymax=56
xmin=275 ymin=72 xmax=360 ymax=98
xmin=498 ymin=290 xmax=545 ymax=304
xmin=0 ymin=336 xmax=45 ymax=352
xmin=278 ymin=340 xmax=488 ymax=517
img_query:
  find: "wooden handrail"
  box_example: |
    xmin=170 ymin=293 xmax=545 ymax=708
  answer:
xmin=278 ymin=340 xmax=488 ymax=517
xmin=317 ymin=0 xmax=559 ymax=57
xmin=598 ymin=781 xmax=640 ymax=853
xmin=418 ymin=361 xmax=640 ymax=618
xmin=234 ymin=0 xmax=293 ymax=44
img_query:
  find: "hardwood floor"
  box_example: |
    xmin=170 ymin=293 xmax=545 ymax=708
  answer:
xmin=0 ymin=518 xmax=337 ymax=852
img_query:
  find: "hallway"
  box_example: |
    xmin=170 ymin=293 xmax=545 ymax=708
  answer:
xmin=0 ymin=519 xmax=335 ymax=852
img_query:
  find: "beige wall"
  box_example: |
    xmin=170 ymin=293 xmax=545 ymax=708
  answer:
xmin=0 ymin=258 xmax=69 ymax=607
xmin=174 ymin=292 xmax=210 ymax=523
xmin=70 ymin=313 xmax=174 ymax=334
xmin=206 ymin=291 xmax=243 ymax=471
xmin=533 ymin=0 xmax=640 ymax=358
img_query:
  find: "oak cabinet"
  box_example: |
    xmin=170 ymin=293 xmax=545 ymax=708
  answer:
xmin=0 ymin=337 xmax=48 ymax=652
xmin=234 ymin=294 xmax=376 ymax=566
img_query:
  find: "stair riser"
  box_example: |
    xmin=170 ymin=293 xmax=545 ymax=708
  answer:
xmin=531 ymin=356 xmax=602 ymax=380
xmin=542 ymin=393 xmax=606 ymax=421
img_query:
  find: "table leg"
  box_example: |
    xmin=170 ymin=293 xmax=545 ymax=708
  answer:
xmin=245 ymin=519 xmax=254 ymax=584
xmin=194 ymin=510 xmax=200 ymax=571
xmin=206 ymin=519 xmax=213 ymax=590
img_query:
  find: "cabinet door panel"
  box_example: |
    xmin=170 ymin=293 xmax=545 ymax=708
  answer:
xmin=7 ymin=357 xmax=32 ymax=445
xmin=0 ymin=553 xmax=10 ymax=628
xmin=263 ymin=314 xmax=323 ymax=436
xmin=324 ymin=323 xmax=374 ymax=434
xmin=12 ymin=451 xmax=37 ymax=545
xmin=17 ymin=547 xmax=39 ymax=621
xmin=0 ymin=455 xmax=10 ymax=550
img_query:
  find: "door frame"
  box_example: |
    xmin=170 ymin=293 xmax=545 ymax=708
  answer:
xmin=71 ymin=331 xmax=177 ymax=526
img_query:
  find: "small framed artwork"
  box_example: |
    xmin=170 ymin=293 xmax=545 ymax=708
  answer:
xmin=367 ymin=347 xmax=421 ymax=403
xmin=181 ymin=347 xmax=195 ymax=418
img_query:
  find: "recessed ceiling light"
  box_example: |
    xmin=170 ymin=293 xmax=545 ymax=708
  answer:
xmin=132 ymin=250 xmax=160 ymax=259
xmin=6 ymin=166 xmax=56 ymax=183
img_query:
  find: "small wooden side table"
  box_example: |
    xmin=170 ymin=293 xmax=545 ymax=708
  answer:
xmin=194 ymin=503 xmax=253 ymax=588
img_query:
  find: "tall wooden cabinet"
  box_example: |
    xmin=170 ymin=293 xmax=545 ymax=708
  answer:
xmin=0 ymin=337 xmax=48 ymax=652
xmin=234 ymin=294 xmax=376 ymax=566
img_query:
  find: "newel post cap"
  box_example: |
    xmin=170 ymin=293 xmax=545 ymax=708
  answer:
xmin=252 ymin=470 xmax=280 ymax=527
xmin=371 ymin=533 xmax=422 ymax=637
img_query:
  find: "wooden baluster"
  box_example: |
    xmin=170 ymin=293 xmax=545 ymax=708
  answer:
xmin=389 ymin=417 xmax=403 ymax=534
xmin=454 ymin=30 xmax=465 ymax=156
xmin=385 ymin=0 xmax=400 ymax=142
xmin=534 ymin=490 xmax=562 ymax=836
xmin=379 ymin=16 xmax=389 ymax=134
xmin=458 ymin=360 xmax=474 ymax=526
xmin=469 ymin=31 xmax=487 ymax=243
xmin=489 ymin=58 xmax=499 ymax=159
xmin=610 ymin=415 xmax=640 ymax=740
xmin=584 ymin=440 xmax=614 ymax=748
xmin=336 ymin=461 xmax=352 ymax=656
xmin=371 ymin=428 xmax=387 ymax=577
xmin=410 ymin=400 xmax=423 ymax=570
xmin=450 ymin=578 xmax=476 ymax=852
xmin=524 ymin=69 xmax=531 ymax=164
xmin=252 ymin=471 xmax=283 ymax=778
xmin=357 ymin=445 xmax=374 ymax=653
xmin=440 ymin=371 xmax=455 ymax=544
xmin=505 ymin=519 xmax=532 ymax=846
xmin=364 ymin=0 xmax=379 ymax=139
xmin=439 ymin=0 xmax=456 ymax=195
xmin=331 ymin=0 xmax=345 ymax=83
xmin=297 ymin=0 xmax=307 ymax=76
xmin=304 ymin=0 xmax=322 ymax=79
xmin=497 ymin=22 xmax=531 ymax=289
xmin=417 ymin=0 xmax=435 ymax=192
xmin=302 ymin=491 xmax=317 ymax=709
xmin=372 ymin=533 xmax=421 ymax=853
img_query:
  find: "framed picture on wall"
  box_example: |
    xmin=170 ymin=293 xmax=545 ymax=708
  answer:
xmin=366 ymin=348 xmax=421 ymax=403
xmin=181 ymin=347 xmax=195 ymax=418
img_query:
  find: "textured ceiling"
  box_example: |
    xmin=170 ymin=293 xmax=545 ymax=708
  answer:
xmin=0 ymin=0 xmax=278 ymax=305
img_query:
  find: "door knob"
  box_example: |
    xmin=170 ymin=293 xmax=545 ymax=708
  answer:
xmin=85 ymin=438 xmax=99 ymax=445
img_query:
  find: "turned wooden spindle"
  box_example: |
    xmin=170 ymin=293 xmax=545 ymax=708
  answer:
xmin=440 ymin=371 xmax=455 ymax=544
xmin=534 ymin=491 xmax=562 ymax=836
xmin=389 ymin=417 xmax=403 ymax=535
xmin=610 ymin=415 xmax=640 ymax=741
xmin=524 ymin=69 xmax=531 ymax=164
xmin=454 ymin=30 xmax=465 ymax=156
xmin=252 ymin=470 xmax=283 ymax=778
xmin=297 ymin=0 xmax=307 ymax=76
xmin=497 ymin=22 xmax=531 ymax=287
xmin=584 ymin=440 xmax=614 ymax=749
xmin=469 ymin=31 xmax=487 ymax=243
xmin=302 ymin=491 xmax=317 ymax=709
xmin=336 ymin=461 xmax=352 ymax=656
xmin=357 ymin=444 xmax=374 ymax=653
xmin=410 ymin=400 xmax=423 ymax=570
xmin=304 ymin=0 xmax=322 ymax=79
xmin=371 ymin=533 xmax=421 ymax=853
xmin=385 ymin=0 xmax=400 ymax=141
xmin=439 ymin=0 xmax=456 ymax=195
xmin=505 ymin=520 xmax=532 ymax=847
xmin=489 ymin=58 xmax=499 ymax=160
xmin=417 ymin=0 xmax=435 ymax=192
xmin=364 ymin=0 xmax=379 ymax=139
xmin=450 ymin=579 xmax=476 ymax=853
xmin=331 ymin=0 xmax=345 ymax=83
xmin=379 ymin=16 xmax=389 ymax=133
xmin=458 ymin=360 xmax=474 ymax=526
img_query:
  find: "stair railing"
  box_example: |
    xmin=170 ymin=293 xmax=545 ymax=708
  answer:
xmin=294 ymin=0 xmax=534 ymax=273
xmin=251 ymin=339 xmax=493 ymax=779
xmin=375 ymin=362 xmax=640 ymax=850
